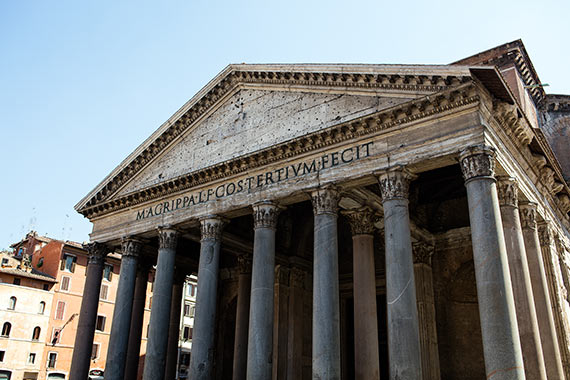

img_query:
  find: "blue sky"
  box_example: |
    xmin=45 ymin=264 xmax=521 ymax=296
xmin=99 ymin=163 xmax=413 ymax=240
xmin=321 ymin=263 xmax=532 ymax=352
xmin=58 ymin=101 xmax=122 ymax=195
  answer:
xmin=0 ymin=0 xmax=568 ymax=249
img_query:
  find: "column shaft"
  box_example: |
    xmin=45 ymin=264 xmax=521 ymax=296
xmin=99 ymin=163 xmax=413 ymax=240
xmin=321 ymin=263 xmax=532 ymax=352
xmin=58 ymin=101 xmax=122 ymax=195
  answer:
xmin=247 ymin=201 xmax=281 ymax=380
xmin=311 ymin=188 xmax=341 ymax=380
xmin=189 ymin=217 xmax=225 ymax=380
xmin=165 ymin=277 xmax=184 ymax=380
xmin=124 ymin=265 xmax=150 ymax=380
xmin=233 ymin=256 xmax=252 ymax=380
xmin=460 ymin=146 xmax=524 ymax=379
xmin=412 ymin=243 xmax=441 ymax=380
xmin=105 ymin=238 xmax=142 ymax=380
xmin=343 ymin=208 xmax=380 ymax=380
xmin=497 ymin=179 xmax=546 ymax=380
xmin=143 ymin=227 xmax=179 ymax=380
xmin=520 ymin=207 xmax=565 ymax=379
xmin=287 ymin=268 xmax=306 ymax=380
xmin=69 ymin=243 xmax=108 ymax=380
xmin=378 ymin=169 xmax=422 ymax=380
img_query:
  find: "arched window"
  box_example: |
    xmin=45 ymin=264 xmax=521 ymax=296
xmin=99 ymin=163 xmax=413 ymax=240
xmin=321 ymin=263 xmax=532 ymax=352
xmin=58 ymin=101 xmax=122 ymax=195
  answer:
xmin=39 ymin=301 xmax=46 ymax=314
xmin=8 ymin=297 xmax=16 ymax=310
xmin=32 ymin=326 xmax=41 ymax=340
xmin=1 ymin=322 xmax=11 ymax=337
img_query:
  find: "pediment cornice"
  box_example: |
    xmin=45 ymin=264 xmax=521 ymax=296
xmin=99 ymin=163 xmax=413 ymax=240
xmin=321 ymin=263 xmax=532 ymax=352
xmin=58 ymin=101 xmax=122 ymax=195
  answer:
xmin=78 ymin=81 xmax=481 ymax=219
xmin=75 ymin=65 xmax=476 ymax=215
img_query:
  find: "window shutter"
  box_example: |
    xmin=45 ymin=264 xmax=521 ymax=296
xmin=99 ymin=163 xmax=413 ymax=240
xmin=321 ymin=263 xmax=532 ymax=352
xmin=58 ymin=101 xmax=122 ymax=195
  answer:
xmin=55 ymin=301 xmax=65 ymax=320
xmin=71 ymin=256 xmax=77 ymax=273
xmin=60 ymin=258 xmax=65 ymax=271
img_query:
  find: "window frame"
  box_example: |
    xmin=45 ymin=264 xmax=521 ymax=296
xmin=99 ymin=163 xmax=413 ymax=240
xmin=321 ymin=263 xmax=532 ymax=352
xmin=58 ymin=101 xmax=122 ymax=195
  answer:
xmin=47 ymin=351 xmax=57 ymax=368
xmin=32 ymin=326 xmax=41 ymax=341
xmin=8 ymin=296 xmax=16 ymax=310
xmin=55 ymin=301 xmax=65 ymax=320
xmin=103 ymin=264 xmax=113 ymax=281
xmin=91 ymin=343 xmax=100 ymax=360
xmin=1 ymin=322 xmax=11 ymax=338
xmin=39 ymin=301 xmax=46 ymax=314
xmin=61 ymin=253 xmax=77 ymax=273
xmin=28 ymin=352 xmax=36 ymax=364
xmin=95 ymin=315 xmax=106 ymax=332
xmin=60 ymin=276 xmax=71 ymax=292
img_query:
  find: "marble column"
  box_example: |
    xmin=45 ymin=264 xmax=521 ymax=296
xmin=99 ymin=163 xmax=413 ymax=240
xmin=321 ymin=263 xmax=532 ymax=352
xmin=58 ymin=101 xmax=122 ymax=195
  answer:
xmin=519 ymin=205 xmax=565 ymax=379
xmin=105 ymin=237 xmax=142 ymax=380
xmin=189 ymin=216 xmax=225 ymax=380
xmin=246 ymin=201 xmax=281 ymax=380
xmin=287 ymin=267 xmax=306 ymax=380
xmin=143 ymin=227 xmax=179 ymax=380
xmin=459 ymin=145 xmax=524 ymax=379
xmin=311 ymin=187 xmax=341 ymax=380
xmin=343 ymin=207 xmax=380 ymax=380
xmin=412 ymin=243 xmax=441 ymax=380
xmin=496 ymin=178 xmax=547 ymax=380
xmin=69 ymin=243 xmax=108 ymax=380
xmin=377 ymin=167 xmax=422 ymax=380
xmin=165 ymin=273 xmax=185 ymax=380
xmin=124 ymin=263 xmax=150 ymax=380
xmin=233 ymin=255 xmax=252 ymax=380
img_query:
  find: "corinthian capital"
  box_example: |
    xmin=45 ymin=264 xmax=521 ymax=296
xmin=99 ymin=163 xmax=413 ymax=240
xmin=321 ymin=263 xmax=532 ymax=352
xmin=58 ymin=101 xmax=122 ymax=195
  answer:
xmin=121 ymin=236 xmax=144 ymax=258
xmin=342 ymin=207 xmax=376 ymax=235
xmin=459 ymin=145 xmax=496 ymax=182
xmin=253 ymin=201 xmax=283 ymax=229
xmin=496 ymin=176 xmax=519 ymax=207
xmin=538 ymin=222 xmax=553 ymax=247
xmin=83 ymin=242 xmax=109 ymax=265
xmin=377 ymin=167 xmax=416 ymax=201
xmin=200 ymin=216 xmax=226 ymax=241
xmin=237 ymin=255 xmax=252 ymax=274
xmin=311 ymin=186 xmax=340 ymax=215
xmin=158 ymin=226 xmax=179 ymax=250
xmin=413 ymin=242 xmax=435 ymax=266
xmin=519 ymin=201 xmax=538 ymax=230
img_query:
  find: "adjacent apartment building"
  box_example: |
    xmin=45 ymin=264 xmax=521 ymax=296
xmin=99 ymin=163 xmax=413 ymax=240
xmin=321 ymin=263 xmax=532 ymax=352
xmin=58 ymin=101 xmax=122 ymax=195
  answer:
xmin=0 ymin=250 xmax=56 ymax=380
xmin=5 ymin=232 xmax=154 ymax=380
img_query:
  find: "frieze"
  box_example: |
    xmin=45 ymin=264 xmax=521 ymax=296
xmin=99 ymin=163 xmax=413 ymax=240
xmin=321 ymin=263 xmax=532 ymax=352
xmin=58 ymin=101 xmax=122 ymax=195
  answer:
xmin=311 ymin=187 xmax=340 ymax=215
xmin=459 ymin=145 xmax=496 ymax=182
xmin=342 ymin=207 xmax=376 ymax=235
xmin=134 ymin=142 xmax=372 ymax=221
xmin=158 ymin=226 xmax=179 ymax=250
xmin=253 ymin=201 xmax=282 ymax=229
xmin=84 ymin=242 xmax=109 ymax=265
xmin=79 ymin=82 xmax=480 ymax=219
xmin=377 ymin=168 xmax=416 ymax=201
xmin=496 ymin=176 xmax=518 ymax=207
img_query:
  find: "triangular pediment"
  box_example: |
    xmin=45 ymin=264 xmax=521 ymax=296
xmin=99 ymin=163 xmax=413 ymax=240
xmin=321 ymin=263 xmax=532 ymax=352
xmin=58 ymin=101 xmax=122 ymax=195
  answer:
xmin=76 ymin=64 xmax=477 ymax=217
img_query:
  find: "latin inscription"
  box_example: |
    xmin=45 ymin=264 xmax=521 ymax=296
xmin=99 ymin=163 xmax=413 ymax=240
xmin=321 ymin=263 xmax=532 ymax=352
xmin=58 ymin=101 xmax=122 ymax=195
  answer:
xmin=136 ymin=142 xmax=373 ymax=220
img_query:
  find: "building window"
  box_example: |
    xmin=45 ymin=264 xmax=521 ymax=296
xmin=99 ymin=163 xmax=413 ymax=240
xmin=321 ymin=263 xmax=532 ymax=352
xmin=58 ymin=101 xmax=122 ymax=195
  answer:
xmin=13 ymin=278 xmax=20 ymax=285
xmin=148 ymin=296 xmax=152 ymax=309
xmin=1 ymin=258 xmax=8 ymax=266
xmin=183 ymin=303 xmax=191 ymax=316
xmin=180 ymin=352 xmax=190 ymax=366
xmin=39 ymin=301 xmax=46 ymax=314
xmin=28 ymin=352 xmax=36 ymax=364
xmin=8 ymin=297 xmax=16 ymax=310
xmin=103 ymin=264 xmax=113 ymax=281
xmin=146 ymin=324 xmax=150 ymax=338
xmin=95 ymin=315 xmax=106 ymax=332
xmin=51 ymin=329 xmax=61 ymax=345
xmin=32 ymin=326 xmax=41 ymax=340
xmin=100 ymin=284 xmax=109 ymax=301
xmin=43 ymin=284 xmax=50 ymax=291
xmin=186 ymin=284 xmax=196 ymax=297
xmin=1 ymin=322 xmax=11 ymax=337
xmin=47 ymin=352 xmax=57 ymax=368
xmin=91 ymin=343 xmax=100 ymax=360
xmin=60 ymin=276 xmax=71 ymax=292
xmin=190 ymin=306 xmax=195 ymax=317
xmin=0 ymin=350 xmax=4 ymax=362
xmin=182 ymin=326 xmax=192 ymax=341
xmin=55 ymin=301 xmax=65 ymax=320
xmin=37 ymin=257 xmax=44 ymax=268
xmin=61 ymin=254 xmax=76 ymax=273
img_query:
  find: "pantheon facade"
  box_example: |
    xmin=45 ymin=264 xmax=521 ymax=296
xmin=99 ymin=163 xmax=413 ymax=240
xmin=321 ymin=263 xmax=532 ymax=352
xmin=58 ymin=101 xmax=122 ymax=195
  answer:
xmin=71 ymin=40 xmax=570 ymax=380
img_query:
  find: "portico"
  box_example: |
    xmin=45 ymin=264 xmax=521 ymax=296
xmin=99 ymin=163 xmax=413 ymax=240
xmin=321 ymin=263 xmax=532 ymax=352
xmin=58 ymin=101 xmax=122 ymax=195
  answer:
xmin=73 ymin=53 xmax=570 ymax=380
